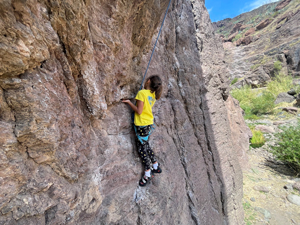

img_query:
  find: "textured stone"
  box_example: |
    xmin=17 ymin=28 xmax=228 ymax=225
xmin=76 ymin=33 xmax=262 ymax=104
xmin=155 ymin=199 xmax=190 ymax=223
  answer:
xmin=256 ymin=18 xmax=274 ymax=30
xmin=287 ymin=195 xmax=300 ymax=206
xmin=244 ymin=27 xmax=256 ymax=36
xmin=275 ymin=92 xmax=295 ymax=104
xmin=276 ymin=0 xmax=292 ymax=11
xmin=0 ymin=0 xmax=248 ymax=224
xmin=255 ymin=125 xmax=275 ymax=133
xmin=253 ymin=186 xmax=270 ymax=193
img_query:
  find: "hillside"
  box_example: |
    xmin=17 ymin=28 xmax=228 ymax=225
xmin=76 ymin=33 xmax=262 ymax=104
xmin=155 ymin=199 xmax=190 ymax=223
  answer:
xmin=213 ymin=0 xmax=300 ymax=87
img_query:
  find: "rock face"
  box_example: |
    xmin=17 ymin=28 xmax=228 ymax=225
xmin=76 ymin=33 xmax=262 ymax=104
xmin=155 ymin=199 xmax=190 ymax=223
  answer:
xmin=0 ymin=0 xmax=249 ymax=224
xmin=215 ymin=0 xmax=300 ymax=87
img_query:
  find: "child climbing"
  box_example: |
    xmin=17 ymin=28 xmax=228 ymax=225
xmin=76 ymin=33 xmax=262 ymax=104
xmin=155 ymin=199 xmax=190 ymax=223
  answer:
xmin=122 ymin=75 xmax=163 ymax=186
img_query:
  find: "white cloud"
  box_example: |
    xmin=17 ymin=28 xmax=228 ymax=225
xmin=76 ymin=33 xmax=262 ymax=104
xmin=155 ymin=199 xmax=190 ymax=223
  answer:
xmin=249 ymin=0 xmax=278 ymax=10
xmin=239 ymin=0 xmax=278 ymax=14
xmin=207 ymin=7 xmax=213 ymax=14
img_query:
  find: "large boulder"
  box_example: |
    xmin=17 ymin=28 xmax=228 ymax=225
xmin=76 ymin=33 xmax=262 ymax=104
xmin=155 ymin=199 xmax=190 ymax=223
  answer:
xmin=226 ymin=31 xmax=239 ymax=42
xmin=236 ymin=36 xmax=253 ymax=46
xmin=276 ymin=0 xmax=292 ymax=11
xmin=230 ymin=23 xmax=243 ymax=35
xmin=244 ymin=27 xmax=256 ymax=36
xmin=245 ymin=67 xmax=271 ymax=88
xmin=275 ymin=92 xmax=295 ymax=104
xmin=256 ymin=18 xmax=274 ymax=30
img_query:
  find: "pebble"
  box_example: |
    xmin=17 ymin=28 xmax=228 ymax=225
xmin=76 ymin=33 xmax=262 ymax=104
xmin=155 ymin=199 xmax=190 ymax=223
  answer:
xmin=254 ymin=207 xmax=271 ymax=219
xmin=273 ymin=121 xmax=286 ymax=125
xmin=253 ymin=186 xmax=270 ymax=193
xmin=287 ymin=195 xmax=300 ymax=206
xmin=292 ymin=182 xmax=300 ymax=191
xmin=279 ymin=115 xmax=286 ymax=118
xmin=250 ymin=197 xmax=256 ymax=202
xmin=298 ymin=114 xmax=300 ymax=117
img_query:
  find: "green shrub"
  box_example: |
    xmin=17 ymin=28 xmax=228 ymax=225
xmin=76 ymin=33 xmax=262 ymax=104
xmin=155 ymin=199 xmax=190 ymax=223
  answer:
xmin=273 ymin=61 xmax=282 ymax=75
xmin=232 ymin=33 xmax=242 ymax=42
xmin=250 ymin=129 xmax=265 ymax=148
xmin=270 ymin=121 xmax=300 ymax=172
xmin=267 ymin=73 xmax=293 ymax=98
xmin=231 ymin=77 xmax=239 ymax=85
xmin=251 ymin=91 xmax=275 ymax=115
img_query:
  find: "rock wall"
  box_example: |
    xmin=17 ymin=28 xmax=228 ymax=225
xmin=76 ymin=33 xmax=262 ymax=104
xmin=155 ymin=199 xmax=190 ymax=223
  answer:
xmin=0 ymin=0 xmax=250 ymax=224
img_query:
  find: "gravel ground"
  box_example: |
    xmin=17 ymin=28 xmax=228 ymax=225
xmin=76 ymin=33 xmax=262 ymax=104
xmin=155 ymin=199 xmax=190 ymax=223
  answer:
xmin=243 ymin=117 xmax=300 ymax=225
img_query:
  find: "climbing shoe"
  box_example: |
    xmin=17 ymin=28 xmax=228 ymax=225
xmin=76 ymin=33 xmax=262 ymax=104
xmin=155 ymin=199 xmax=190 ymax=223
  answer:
xmin=151 ymin=165 xmax=162 ymax=174
xmin=139 ymin=175 xmax=151 ymax=187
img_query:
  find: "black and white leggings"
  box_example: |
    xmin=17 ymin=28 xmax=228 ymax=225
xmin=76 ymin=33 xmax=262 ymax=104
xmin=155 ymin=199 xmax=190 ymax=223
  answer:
xmin=136 ymin=125 xmax=157 ymax=171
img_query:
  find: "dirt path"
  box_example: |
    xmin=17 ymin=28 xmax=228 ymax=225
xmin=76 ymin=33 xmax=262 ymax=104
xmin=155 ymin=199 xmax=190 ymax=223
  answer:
xmin=243 ymin=119 xmax=300 ymax=225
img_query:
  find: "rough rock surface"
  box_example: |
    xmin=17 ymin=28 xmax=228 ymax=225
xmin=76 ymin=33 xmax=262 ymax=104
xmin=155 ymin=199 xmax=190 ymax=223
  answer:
xmin=0 ymin=0 xmax=248 ymax=224
xmin=214 ymin=0 xmax=300 ymax=87
xmin=275 ymin=92 xmax=295 ymax=104
xmin=255 ymin=18 xmax=273 ymax=30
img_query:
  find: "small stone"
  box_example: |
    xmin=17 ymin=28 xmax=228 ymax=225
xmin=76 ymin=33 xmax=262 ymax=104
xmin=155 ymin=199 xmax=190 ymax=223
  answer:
xmin=292 ymin=182 xmax=300 ymax=191
xmin=288 ymin=89 xmax=297 ymax=96
xmin=287 ymin=195 xmax=300 ymax=206
xmin=255 ymin=125 xmax=275 ymax=133
xmin=273 ymin=121 xmax=286 ymax=125
xmin=254 ymin=207 xmax=271 ymax=219
xmin=298 ymin=114 xmax=300 ymax=117
xmin=250 ymin=197 xmax=256 ymax=202
xmin=279 ymin=115 xmax=286 ymax=118
xmin=253 ymin=186 xmax=270 ymax=193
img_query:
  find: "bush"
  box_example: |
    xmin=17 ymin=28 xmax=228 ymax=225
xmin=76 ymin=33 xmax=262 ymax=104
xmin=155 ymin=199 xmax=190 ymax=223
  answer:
xmin=232 ymin=33 xmax=242 ymax=42
xmin=250 ymin=129 xmax=265 ymax=148
xmin=231 ymin=86 xmax=275 ymax=117
xmin=231 ymin=77 xmax=239 ymax=85
xmin=251 ymin=91 xmax=275 ymax=115
xmin=267 ymin=73 xmax=293 ymax=98
xmin=270 ymin=121 xmax=300 ymax=172
xmin=273 ymin=61 xmax=282 ymax=75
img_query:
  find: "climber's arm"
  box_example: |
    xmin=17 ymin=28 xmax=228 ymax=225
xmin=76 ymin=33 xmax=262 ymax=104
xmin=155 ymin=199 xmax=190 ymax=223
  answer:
xmin=122 ymin=100 xmax=144 ymax=115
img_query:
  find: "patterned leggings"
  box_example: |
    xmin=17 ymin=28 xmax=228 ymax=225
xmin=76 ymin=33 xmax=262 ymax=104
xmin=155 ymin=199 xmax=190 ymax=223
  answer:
xmin=136 ymin=125 xmax=157 ymax=170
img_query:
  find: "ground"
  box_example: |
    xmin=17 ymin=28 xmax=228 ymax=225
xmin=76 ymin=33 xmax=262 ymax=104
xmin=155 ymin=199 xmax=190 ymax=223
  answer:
xmin=243 ymin=116 xmax=300 ymax=225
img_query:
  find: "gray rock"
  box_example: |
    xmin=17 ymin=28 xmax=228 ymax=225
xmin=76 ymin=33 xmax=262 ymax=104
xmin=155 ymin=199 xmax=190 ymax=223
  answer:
xmin=282 ymin=107 xmax=298 ymax=114
xmin=292 ymin=182 xmax=300 ymax=191
xmin=287 ymin=195 xmax=300 ymax=206
xmin=255 ymin=125 xmax=275 ymax=133
xmin=288 ymin=89 xmax=297 ymax=96
xmin=250 ymin=197 xmax=256 ymax=202
xmin=253 ymin=186 xmax=270 ymax=193
xmin=254 ymin=207 xmax=271 ymax=219
xmin=275 ymin=92 xmax=295 ymax=104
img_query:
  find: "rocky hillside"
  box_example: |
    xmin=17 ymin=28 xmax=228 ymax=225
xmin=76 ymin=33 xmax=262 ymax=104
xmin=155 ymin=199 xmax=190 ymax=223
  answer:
xmin=213 ymin=0 xmax=300 ymax=88
xmin=0 ymin=0 xmax=250 ymax=224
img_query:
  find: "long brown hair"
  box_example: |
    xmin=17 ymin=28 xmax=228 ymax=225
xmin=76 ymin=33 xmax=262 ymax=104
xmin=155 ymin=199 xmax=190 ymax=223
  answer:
xmin=144 ymin=75 xmax=162 ymax=100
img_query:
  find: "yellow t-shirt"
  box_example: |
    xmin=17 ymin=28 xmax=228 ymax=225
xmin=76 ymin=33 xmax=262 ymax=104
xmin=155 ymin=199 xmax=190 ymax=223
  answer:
xmin=134 ymin=89 xmax=156 ymax=126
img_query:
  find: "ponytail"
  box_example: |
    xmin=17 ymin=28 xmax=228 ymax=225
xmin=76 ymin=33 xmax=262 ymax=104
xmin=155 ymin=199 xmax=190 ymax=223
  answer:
xmin=146 ymin=75 xmax=162 ymax=100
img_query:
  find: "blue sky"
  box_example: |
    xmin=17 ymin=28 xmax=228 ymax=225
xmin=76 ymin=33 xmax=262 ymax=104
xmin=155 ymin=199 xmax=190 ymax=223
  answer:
xmin=205 ymin=0 xmax=279 ymax=22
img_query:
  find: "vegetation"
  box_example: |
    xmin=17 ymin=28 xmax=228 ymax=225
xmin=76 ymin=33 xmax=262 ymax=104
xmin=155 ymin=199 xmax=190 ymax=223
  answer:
xmin=231 ymin=85 xmax=275 ymax=118
xmin=231 ymin=77 xmax=239 ymax=85
xmin=250 ymin=128 xmax=266 ymax=148
xmin=273 ymin=60 xmax=282 ymax=74
xmin=243 ymin=201 xmax=257 ymax=225
xmin=266 ymin=73 xmax=293 ymax=97
xmin=231 ymin=71 xmax=295 ymax=119
xmin=270 ymin=121 xmax=300 ymax=172
xmin=232 ymin=33 xmax=242 ymax=42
